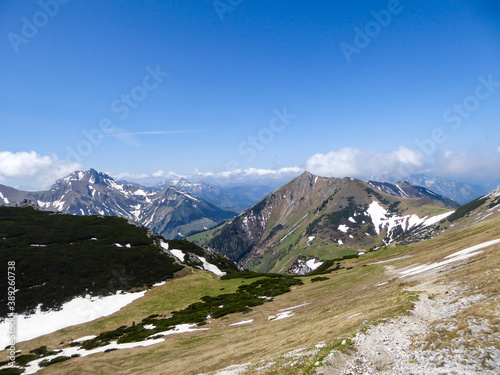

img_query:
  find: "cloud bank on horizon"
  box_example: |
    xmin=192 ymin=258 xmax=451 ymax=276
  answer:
xmin=2 ymin=146 xmax=499 ymax=191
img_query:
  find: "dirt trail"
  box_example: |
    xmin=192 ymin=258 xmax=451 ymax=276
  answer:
xmin=317 ymin=279 xmax=500 ymax=374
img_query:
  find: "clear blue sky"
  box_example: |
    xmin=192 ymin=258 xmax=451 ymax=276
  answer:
xmin=1 ymin=0 xmax=499 ymax=189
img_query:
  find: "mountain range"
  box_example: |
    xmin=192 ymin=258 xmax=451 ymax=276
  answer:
xmin=196 ymin=172 xmax=459 ymax=273
xmin=2 ymin=182 xmax=499 ymax=374
xmin=155 ymin=178 xmax=276 ymax=214
xmin=0 ymin=169 xmax=236 ymax=239
xmin=372 ymin=173 xmax=489 ymax=205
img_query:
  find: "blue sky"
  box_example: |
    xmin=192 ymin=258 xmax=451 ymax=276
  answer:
xmin=0 ymin=0 xmax=499 ymax=189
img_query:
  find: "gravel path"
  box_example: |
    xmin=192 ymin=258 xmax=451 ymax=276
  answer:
xmin=317 ymin=281 xmax=500 ymax=374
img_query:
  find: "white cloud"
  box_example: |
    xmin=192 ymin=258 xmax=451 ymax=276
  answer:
xmin=152 ymin=170 xmax=165 ymax=178
xmin=112 ymin=167 xmax=304 ymax=187
xmin=434 ymin=150 xmax=500 ymax=179
xmin=112 ymin=170 xmax=184 ymax=186
xmin=306 ymin=147 xmax=424 ymax=180
xmin=0 ymin=151 xmax=81 ymax=190
xmin=193 ymin=167 xmax=304 ymax=184
xmin=305 ymin=146 xmax=500 ymax=184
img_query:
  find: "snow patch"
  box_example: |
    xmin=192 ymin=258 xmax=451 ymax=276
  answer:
xmin=338 ymin=224 xmax=349 ymax=233
xmin=22 ymin=338 xmax=164 ymax=375
xmin=229 ymin=319 xmax=254 ymax=327
xmin=306 ymin=259 xmax=323 ymax=271
xmin=422 ymin=211 xmax=454 ymax=226
xmin=71 ymin=335 xmax=97 ymax=343
xmin=151 ymin=323 xmax=209 ymax=337
xmin=0 ymin=290 xmax=146 ymax=348
xmin=399 ymin=239 xmax=500 ymax=277
xmin=170 ymin=249 xmax=185 ymax=262
xmin=196 ymin=256 xmax=226 ymax=276
xmin=278 ymin=303 xmax=309 ymax=312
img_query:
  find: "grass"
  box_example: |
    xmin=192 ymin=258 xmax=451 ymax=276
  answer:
xmin=6 ymin=216 xmax=500 ymax=374
xmin=265 ymin=244 xmax=358 ymax=274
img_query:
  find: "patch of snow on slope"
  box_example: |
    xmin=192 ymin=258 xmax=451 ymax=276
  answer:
xmin=196 ymin=256 xmax=226 ymax=276
xmin=422 ymin=211 xmax=454 ymax=226
xmin=348 ymin=217 xmax=356 ymax=223
xmin=366 ymin=201 xmax=450 ymax=242
xmin=338 ymin=224 xmax=349 ymax=233
xmin=21 ymin=338 xmax=165 ymax=375
xmin=134 ymin=189 xmax=148 ymax=196
xmin=52 ymin=197 xmax=66 ymax=211
xmin=179 ymin=190 xmax=200 ymax=202
xmin=170 ymin=249 xmax=185 ymax=262
xmin=71 ymin=335 xmax=97 ymax=343
xmin=0 ymin=191 xmax=9 ymax=204
xmin=229 ymin=319 xmax=254 ymax=327
xmin=0 ymin=290 xmax=146 ymax=348
xmin=278 ymin=303 xmax=309 ymax=312
xmin=366 ymin=201 xmax=387 ymax=235
xmin=274 ymin=311 xmax=295 ymax=320
xmin=306 ymin=259 xmax=323 ymax=271
xmin=399 ymin=238 xmax=500 ymax=277
xmin=151 ymin=323 xmax=209 ymax=337
xmin=396 ymin=185 xmax=409 ymax=198
xmin=160 ymin=241 xmax=169 ymax=250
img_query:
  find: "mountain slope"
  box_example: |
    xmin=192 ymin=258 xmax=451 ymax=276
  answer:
xmin=401 ymin=186 xmax=500 ymax=244
xmin=157 ymin=178 xmax=275 ymax=213
xmin=398 ymin=174 xmax=488 ymax=205
xmin=0 ymin=206 xmax=239 ymax=319
xmin=0 ymin=169 xmax=237 ymax=239
xmin=202 ymin=172 xmax=455 ymax=273
xmin=368 ymin=181 xmax=460 ymax=208
xmin=6 ymin=207 xmax=499 ymax=374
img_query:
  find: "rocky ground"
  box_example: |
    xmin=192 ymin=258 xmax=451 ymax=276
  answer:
xmin=317 ymin=280 xmax=500 ymax=374
xmin=207 ymin=260 xmax=500 ymax=375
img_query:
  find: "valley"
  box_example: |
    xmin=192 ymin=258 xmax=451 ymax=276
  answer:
xmin=0 ymin=171 xmax=499 ymax=374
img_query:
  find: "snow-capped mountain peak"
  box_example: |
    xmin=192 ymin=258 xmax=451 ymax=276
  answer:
xmin=3 ymin=169 xmax=236 ymax=239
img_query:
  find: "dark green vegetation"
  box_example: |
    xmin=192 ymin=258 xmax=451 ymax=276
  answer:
xmin=305 ymin=253 xmax=360 ymax=276
xmin=310 ymin=277 xmax=329 ymax=283
xmin=168 ymin=239 xmax=238 ymax=273
xmin=77 ymin=275 xmax=303 ymax=349
xmin=39 ymin=356 xmax=72 ymax=368
xmin=446 ymin=197 xmax=488 ymax=223
xmin=206 ymin=217 xmax=255 ymax=263
xmin=0 ymin=368 xmax=24 ymax=374
xmin=306 ymin=196 xmax=375 ymax=237
xmin=0 ymin=207 xmax=184 ymax=317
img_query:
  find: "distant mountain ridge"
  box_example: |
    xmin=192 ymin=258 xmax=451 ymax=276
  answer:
xmin=156 ymin=178 xmax=276 ymax=214
xmin=0 ymin=169 xmax=236 ymax=239
xmin=198 ymin=172 xmax=458 ymax=273
xmin=372 ymin=174 xmax=488 ymax=205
